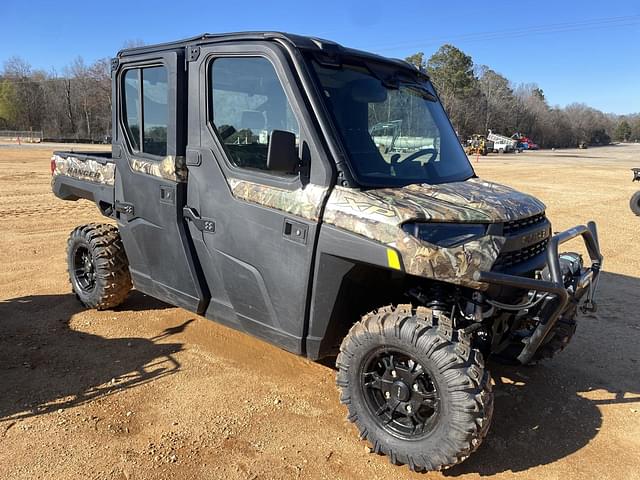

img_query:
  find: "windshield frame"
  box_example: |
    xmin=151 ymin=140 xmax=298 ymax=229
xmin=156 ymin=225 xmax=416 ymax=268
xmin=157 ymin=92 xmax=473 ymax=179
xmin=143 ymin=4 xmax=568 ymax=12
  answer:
xmin=304 ymin=54 xmax=476 ymax=188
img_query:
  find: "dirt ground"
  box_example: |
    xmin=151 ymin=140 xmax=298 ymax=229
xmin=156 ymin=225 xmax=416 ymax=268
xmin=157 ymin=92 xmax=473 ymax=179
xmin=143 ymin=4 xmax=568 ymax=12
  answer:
xmin=1 ymin=143 xmax=639 ymax=480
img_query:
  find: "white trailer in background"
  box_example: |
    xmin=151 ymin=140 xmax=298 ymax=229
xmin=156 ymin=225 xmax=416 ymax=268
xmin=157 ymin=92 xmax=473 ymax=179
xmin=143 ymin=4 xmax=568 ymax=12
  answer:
xmin=487 ymin=130 xmax=518 ymax=153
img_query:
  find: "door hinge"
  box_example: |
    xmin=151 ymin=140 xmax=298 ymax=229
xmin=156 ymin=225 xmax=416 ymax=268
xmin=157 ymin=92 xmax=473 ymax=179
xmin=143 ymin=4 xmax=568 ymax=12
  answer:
xmin=186 ymin=46 xmax=200 ymax=62
xmin=115 ymin=201 xmax=134 ymax=216
xmin=183 ymin=206 xmax=215 ymax=233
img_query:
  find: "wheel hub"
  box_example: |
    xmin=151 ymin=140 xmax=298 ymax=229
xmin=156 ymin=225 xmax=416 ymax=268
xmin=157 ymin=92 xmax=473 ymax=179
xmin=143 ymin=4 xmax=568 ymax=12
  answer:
xmin=362 ymin=350 xmax=440 ymax=439
xmin=391 ymin=380 xmax=411 ymax=402
xmin=73 ymin=246 xmax=97 ymax=292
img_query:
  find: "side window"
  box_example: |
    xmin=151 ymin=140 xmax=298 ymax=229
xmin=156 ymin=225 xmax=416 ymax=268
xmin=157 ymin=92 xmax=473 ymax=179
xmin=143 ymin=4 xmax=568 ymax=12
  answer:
xmin=210 ymin=57 xmax=299 ymax=174
xmin=123 ymin=70 xmax=140 ymax=151
xmin=142 ymin=67 xmax=168 ymax=156
xmin=122 ymin=65 xmax=169 ymax=157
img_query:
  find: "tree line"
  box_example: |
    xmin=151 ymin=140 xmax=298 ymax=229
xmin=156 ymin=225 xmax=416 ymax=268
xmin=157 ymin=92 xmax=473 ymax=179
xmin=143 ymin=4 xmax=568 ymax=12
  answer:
xmin=0 ymin=44 xmax=639 ymax=147
xmin=407 ymin=45 xmax=639 ymax=148
xmin=0 ymin=56 xmax=111 ymax=141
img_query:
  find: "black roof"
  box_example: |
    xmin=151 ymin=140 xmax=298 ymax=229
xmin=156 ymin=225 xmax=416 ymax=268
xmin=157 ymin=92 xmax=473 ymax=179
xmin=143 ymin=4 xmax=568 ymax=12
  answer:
xmin=117 ymin=31 xmax=416 ymax=72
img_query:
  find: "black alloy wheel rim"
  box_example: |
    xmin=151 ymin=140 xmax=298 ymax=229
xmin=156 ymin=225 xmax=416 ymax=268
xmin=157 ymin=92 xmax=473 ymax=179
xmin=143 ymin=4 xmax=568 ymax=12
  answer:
xmin=73 ymin=246 xmax=97 ymax=293
xmin=361 ymin=349 xmax=440 ymax=439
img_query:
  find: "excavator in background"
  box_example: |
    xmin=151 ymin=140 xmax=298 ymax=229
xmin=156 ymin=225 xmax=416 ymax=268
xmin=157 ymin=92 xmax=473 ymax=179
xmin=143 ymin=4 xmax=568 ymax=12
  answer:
xmin=465 ymin=134 xmax=494 ymax=156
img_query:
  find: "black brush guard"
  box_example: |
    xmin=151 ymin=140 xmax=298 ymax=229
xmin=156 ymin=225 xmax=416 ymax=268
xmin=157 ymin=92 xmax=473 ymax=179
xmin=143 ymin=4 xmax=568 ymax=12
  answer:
xmin=475 ymin=221 xmax=603 ymax=364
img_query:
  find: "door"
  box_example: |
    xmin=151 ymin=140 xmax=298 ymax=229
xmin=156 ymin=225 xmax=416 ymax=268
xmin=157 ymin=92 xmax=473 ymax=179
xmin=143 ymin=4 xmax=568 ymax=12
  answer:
xmin=113 ymin=50 xmax=206 ymax=312
xmin=185 ymin=42 xmax=333 ymax=354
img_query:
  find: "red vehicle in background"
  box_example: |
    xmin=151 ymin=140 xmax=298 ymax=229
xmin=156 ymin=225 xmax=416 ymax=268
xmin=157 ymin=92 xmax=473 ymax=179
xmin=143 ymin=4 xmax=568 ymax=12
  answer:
xmin=511 ymin=133 xmax=539 ymax=151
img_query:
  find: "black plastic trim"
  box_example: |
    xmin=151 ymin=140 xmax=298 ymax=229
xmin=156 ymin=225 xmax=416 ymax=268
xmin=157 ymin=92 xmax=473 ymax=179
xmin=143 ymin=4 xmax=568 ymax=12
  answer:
xmin=477 ymin=221 xmax=603 ymax=364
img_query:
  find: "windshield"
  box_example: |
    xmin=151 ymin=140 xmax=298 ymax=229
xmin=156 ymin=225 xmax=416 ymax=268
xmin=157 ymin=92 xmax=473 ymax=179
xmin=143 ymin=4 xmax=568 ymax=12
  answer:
xmin=308 ymin=59 xmax=474 ymax=187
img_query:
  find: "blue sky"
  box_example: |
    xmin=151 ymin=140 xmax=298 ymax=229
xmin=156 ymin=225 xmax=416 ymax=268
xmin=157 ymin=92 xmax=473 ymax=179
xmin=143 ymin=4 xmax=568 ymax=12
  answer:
xmin=1 ymin=0 xmax=638 ymax=114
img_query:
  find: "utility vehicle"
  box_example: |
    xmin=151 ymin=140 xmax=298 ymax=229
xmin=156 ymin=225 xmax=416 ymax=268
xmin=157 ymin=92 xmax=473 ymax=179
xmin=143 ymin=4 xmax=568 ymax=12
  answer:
xmin=631 ymin=168 xmax=640 ymax=215
xmin=51 ymin=32 xmax=602 ymax=472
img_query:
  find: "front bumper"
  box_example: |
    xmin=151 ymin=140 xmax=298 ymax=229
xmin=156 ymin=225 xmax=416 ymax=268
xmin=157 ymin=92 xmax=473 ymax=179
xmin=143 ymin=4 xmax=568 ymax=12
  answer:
xmin=475 ymin=221 xmax=603 ymax=364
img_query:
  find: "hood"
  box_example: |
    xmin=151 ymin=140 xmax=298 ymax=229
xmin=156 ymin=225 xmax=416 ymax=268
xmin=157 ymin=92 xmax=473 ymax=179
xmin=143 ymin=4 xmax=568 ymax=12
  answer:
xmin=359 ymin=178 xmax=546 ymax=224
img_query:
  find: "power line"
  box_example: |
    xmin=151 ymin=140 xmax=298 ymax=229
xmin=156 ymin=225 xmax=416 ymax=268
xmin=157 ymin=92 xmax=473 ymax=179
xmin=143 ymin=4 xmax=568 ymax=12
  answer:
xmin=363 ymin=14 xmax=640 ymax=52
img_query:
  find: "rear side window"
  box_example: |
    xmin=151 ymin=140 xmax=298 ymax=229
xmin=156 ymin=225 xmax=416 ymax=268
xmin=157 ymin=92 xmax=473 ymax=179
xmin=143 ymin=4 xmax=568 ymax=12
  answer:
xmin=122 ymin=65 xmax=169 ymax=157
xmin=209 ymin=57 xmax=299 ymax=173
xmin=123 ymin=70 xmax=140 ymax=151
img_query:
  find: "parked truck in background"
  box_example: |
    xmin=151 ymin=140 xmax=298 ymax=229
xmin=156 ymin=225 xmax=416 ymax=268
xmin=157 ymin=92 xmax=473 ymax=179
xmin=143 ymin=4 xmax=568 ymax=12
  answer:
xmin=487 ymin=130 xmax=517 ymax=153
xmin=50 ymin=32 xmax=602 ymax=472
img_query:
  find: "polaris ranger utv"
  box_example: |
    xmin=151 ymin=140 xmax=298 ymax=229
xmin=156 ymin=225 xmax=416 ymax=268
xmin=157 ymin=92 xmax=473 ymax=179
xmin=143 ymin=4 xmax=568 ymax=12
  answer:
xmin=51 ymin=32 xmax=602 ymax=472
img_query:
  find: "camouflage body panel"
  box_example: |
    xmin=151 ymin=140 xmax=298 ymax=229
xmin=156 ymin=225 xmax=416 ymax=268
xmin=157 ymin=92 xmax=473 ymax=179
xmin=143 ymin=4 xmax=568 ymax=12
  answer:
xmin=324 ymin=179 xmax=545 ymax=288
xmin=51 ymin=154 xmax=115 ymax=186
xmin=227 ymin=178 xmax=328 ymax=221
xmin=326 ymin=178 xmax=546 ymax=225
xmin=129 ymin=155 xmax=188 ymax=182
xmin=223 ymin=175 xmax=544 ymax=288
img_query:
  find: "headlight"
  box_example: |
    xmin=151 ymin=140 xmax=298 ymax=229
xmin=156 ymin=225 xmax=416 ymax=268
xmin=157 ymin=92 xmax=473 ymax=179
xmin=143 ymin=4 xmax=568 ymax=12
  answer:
xmin=402 ymin=222 xmax=487 ymax=248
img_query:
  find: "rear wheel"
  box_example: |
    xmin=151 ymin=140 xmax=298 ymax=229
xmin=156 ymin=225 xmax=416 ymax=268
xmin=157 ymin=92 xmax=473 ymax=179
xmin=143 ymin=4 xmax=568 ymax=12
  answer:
xmin=67 ymin=223 xmax=132 ymax=310
xmin=336 ymin=305 xmax=493 ymax=472
xmin=630 ymin=191 xmax=640 ymax=216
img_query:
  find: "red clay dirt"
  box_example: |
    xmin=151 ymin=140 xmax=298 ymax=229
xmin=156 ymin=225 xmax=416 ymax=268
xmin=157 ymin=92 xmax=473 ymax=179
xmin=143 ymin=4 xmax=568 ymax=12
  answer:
xmin=1 ymin=143 xmax=639 ymax=479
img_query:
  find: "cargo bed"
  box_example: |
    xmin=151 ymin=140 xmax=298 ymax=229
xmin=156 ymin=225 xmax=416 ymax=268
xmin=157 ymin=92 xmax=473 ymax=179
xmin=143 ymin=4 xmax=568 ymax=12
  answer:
xmin=51 ymin=151 xmax=115 ymax=213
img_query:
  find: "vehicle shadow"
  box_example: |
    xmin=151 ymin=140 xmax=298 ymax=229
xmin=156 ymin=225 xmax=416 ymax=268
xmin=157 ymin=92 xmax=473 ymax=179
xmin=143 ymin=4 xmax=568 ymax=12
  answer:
xmin=0 ymin=292 xmax=186 ymax=422
xmin=445 ymin=270 xmax=640 ymax=475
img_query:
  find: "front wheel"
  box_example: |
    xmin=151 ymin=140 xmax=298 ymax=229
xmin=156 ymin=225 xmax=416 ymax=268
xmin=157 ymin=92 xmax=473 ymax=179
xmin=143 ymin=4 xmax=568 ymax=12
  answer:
xmin=336 ymin=305 xmax=493 ymax=472
xmin=630 ymin=191 xmax=640 ymax=216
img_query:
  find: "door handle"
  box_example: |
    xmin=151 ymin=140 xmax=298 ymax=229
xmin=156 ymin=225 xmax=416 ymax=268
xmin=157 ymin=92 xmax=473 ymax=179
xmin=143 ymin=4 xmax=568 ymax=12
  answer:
xmin=183 ymin=206 xmax=215 ymax=233
xmin=283 ymin=218 xmax=308 ymax=244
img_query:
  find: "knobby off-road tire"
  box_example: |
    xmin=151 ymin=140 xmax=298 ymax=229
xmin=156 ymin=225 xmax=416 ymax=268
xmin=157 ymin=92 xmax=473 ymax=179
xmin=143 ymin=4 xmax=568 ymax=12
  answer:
xmin=630 ymin=191 xmax=640 ymax=216
xmin=336 ymin=305 xmax=493 ymax=472
xmin=67 ymin=223 xmax=132 ymax=310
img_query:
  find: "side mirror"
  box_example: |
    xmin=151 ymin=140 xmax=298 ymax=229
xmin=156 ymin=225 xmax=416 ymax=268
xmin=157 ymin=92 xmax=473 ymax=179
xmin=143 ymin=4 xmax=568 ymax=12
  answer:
xmin=267 ymin=130 xmax=299 ymax=173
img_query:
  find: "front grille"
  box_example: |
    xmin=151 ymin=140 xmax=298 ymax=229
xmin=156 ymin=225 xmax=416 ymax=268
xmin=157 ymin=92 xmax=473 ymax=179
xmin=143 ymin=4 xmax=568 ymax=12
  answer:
xmin=503 ymin=212 xmax=546 ymax=236
xmin=494 ymin=238 xmax=549 ymax=269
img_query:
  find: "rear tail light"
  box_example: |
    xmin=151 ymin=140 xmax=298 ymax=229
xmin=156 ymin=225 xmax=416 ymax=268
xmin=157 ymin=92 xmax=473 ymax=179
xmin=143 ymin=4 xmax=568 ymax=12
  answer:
xmin=50 ymin=156 xmax=56 ymax=175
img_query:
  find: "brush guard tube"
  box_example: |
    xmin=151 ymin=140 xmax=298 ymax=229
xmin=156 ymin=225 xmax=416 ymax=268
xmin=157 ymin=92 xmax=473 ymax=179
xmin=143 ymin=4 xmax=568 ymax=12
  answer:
xmin=475 ymin=221 xmax=603 ymax=364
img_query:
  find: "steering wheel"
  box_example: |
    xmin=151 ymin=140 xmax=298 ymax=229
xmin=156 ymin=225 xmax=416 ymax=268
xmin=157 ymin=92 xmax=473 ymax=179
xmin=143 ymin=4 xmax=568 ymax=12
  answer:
xmin=400 ymin=148 xmax=438 ymax=165
xmin=392 ymin=148 xmax=438 ymax=177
